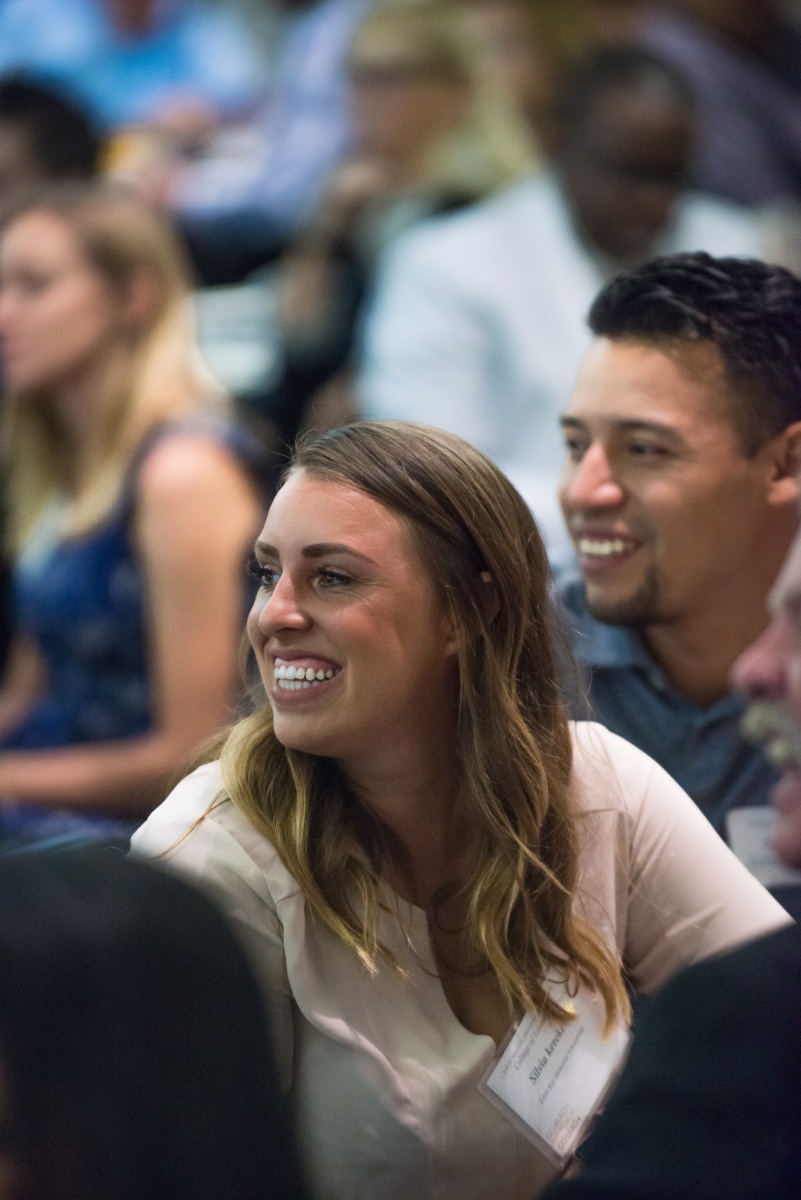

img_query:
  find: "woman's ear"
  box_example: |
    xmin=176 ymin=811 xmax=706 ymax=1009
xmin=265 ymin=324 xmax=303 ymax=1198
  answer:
xmin=120 ymin=269 xmax=160 ymax=330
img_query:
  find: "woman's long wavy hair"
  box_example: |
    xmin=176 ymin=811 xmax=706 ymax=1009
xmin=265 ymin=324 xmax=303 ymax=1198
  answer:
xmin=220 ymin=422 xmax=629 ymax=1029
xmin=1 ymin=182 xmax=225 ymax=551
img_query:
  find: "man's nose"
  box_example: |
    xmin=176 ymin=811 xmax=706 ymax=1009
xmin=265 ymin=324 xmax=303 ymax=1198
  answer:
xmin=731 ymin=616 xmax=789 ymax=699
xmin=562 ymin=444 xmax=625 ymax=510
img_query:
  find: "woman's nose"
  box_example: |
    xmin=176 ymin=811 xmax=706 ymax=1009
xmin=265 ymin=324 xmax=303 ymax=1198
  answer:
xmin=256 ymin=574 xmax=311 ymax=635
xmin=562 ymin=445 xmax=625 ymax=511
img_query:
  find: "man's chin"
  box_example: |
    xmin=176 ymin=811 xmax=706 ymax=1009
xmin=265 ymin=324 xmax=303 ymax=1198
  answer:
xmin=582 ymin=562 xmax=660 ymax=628
xmin=584 ymin=586 xmax=658 ymax=628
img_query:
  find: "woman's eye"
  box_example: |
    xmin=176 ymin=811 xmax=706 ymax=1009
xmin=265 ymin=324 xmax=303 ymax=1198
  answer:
xmin=317 ymin=568 xmax=352 ymax=589
xmin=246 ymin=555 xmax=280 ymax=590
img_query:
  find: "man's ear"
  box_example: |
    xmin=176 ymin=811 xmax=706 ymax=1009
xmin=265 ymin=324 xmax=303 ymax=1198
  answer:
xmin=767 ymin=422 xmax=801 ymax=505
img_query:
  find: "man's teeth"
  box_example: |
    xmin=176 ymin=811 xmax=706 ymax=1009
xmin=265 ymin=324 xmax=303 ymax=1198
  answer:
xmin=577 ymin=538 xmax=635 ymax=557
xmin=741 ymin=700 xmax=801 ymax=765
xmin=274 ymin=663 xmax=338 ymax=690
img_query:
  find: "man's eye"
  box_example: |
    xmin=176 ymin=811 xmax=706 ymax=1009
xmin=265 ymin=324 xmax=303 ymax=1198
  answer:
xmin=628 ymin=441 xmax=669 ymax=459
xmin=246 ymin=555 xmax=280 ymax=590
xmin=563 ymin=437 xmax=588 ymax=461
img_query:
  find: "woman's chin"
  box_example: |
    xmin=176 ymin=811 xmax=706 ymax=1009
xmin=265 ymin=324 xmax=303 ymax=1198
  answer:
xmin=272 ymin=714 xmax=340 ymax=758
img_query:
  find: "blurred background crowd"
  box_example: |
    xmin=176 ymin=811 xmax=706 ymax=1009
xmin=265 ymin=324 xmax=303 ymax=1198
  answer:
xmin=0 ymin=0 xmax=799 ymax=492
xmin=0 ymin=0 xmax=800 ymax=841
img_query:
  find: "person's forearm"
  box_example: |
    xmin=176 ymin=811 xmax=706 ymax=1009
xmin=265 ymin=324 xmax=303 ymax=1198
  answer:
xmin=0 ymin=732 xmax=205 ymax=816
xmin=0 ymin=694 xmax=36 ymax=741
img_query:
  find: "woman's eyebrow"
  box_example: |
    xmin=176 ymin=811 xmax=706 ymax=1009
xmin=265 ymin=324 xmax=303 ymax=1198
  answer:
xmin=303 ymin=542 xmax=378 ymax=566
xmin=254 ymin=540 xmax=377 ymax=567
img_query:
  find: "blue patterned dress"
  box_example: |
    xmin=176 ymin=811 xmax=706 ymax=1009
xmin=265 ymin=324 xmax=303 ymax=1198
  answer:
xmin=0 ymin=418 xmax=272 ymax=851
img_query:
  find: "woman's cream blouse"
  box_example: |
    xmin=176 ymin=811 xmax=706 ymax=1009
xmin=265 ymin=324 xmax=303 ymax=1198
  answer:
xmin=132 ymin=722 xmax=791 ymax=1200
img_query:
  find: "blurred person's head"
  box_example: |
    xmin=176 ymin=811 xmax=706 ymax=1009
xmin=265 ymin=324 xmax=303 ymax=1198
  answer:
xmin=460 ymin=0 xmax=645 ymax=152
xmin=347 ymin=0 xmax=534 ymax=199
xmin=459 ymin=0 xmax=569 ymax=150
xmin=102 ymin=0 xmax=166 ymax=38
xmin=673 ymin=0 xmax=784 ymax=50
xmin=556 ymin=46 xmax=695 ymax=265
xmin=735 ymin=529 xmax=801 ymax=869
xmin=0 ymin=848 xmax=305 ymax=1200
xmin=0 ymin=75 xmax=100 ymax=197
xmin=560 ymin=253 xmax=801 ymax=637
xmin=0 ymin=182 xmax=223 ymax=548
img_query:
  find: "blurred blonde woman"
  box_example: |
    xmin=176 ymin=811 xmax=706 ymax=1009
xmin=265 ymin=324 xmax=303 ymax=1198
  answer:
xmin=262 ymin=0 xmax=537 ymax=444
xmin=0 ymin=183 xmax=268 ymax=851
xmin=134 ymin=421 xmax=788 ymax=1200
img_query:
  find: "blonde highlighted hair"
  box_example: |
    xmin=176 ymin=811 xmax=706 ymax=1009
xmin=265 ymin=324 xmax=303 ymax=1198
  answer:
xmin=218 ymin=421 xmax=629 ymax=1030
xmin=1 ymin=182 xmax=225 ymax=551
xmin=348 ymin=0 xmax=536 ymax=198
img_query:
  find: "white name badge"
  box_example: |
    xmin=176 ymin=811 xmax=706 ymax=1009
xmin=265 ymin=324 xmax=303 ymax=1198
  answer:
xmin=726 ymin=806 xmax=801 ymax=889
xmin=479 ymin=979 xmax=630 ymax=1167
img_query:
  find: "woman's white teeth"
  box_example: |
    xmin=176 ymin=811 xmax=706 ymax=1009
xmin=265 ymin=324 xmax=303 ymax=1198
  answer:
xmin=577 ymin=538 xmax=634 ymax=556
xmin=273 ymin=663 xmax=338 ymax=689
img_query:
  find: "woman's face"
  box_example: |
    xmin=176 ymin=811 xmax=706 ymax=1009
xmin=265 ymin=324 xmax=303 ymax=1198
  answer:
xmin=349 ymin=56 xmax=467 ymax=163
xmin=247 ymin=471 xmax=460 ymax=765
xmin=0 ymin=209 xmax=122 ymax=393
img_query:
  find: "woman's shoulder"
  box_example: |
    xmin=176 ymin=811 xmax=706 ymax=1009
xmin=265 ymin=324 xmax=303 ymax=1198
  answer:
xmin=118 ymin=417 xmax=273 ymax=518
xmin=136 ymin=419 xmax=271 ymax=494
xmin=568 ymin=719 xmax=680 ymax=821
xmin=131 ymin=761 xmax=301 ymax=909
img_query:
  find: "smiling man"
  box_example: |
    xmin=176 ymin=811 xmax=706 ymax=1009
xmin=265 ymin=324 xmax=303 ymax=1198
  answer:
xmin=557 ymin=252 xmax=801 ymax=910
xmin=542 ymin=489 xmax=801 ymax=1200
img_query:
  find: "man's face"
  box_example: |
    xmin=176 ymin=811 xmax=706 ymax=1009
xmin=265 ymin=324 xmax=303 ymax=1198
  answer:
xmin=559 ymin=338 xmax=784 ymax=627
xmin=559 ymin=84 xmax=694 ymax=264
xmin=733 ymin=532 xmax=801 ymax=869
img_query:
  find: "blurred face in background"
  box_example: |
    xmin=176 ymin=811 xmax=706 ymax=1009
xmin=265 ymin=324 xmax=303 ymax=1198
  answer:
xmin=0 ymin=209 xmax=122 ymax=395
xmin=464 ymin=1 xmax=558 ymax=136
xmin=559 ymin=82 xmax=694 ymax=264
xmin=348 ymin=54 xmax=468 ymax=169
xmin=676 ymin=0 xmax=782 ymax=48
xmin=103 ymin=0 xmax=160 ymax=37
xmin=734 ymin=530 xmax=801 ymax=868
xmin=0 ymin=122 xmax=45 ymax=197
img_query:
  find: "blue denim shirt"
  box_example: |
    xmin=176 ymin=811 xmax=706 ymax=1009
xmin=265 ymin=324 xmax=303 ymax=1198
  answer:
xmin=557 ymin=570 xmax=800 ymax=919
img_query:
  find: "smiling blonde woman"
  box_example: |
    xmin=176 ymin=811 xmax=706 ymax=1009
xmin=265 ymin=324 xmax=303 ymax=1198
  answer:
xmin=133 ymin=421 xmax=789 ymax=1200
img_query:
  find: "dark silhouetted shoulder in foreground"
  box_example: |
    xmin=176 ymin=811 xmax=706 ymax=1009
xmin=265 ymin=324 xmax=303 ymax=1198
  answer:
xmin=542 ymin=924 xmax=801 ymax=1200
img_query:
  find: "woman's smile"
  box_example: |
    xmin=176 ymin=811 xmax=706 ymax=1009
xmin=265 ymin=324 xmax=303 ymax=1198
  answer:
xmin=271 ymin=656 xmax=344 ymax=701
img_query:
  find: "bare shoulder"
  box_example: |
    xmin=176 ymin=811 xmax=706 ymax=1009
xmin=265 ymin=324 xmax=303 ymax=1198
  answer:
xmin=136 ymin=430 xmax=259 ymax=506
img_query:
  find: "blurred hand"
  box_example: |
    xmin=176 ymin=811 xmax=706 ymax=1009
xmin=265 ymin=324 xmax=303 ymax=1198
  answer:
xmin=306 ymin=156 xmax=397 ymax=245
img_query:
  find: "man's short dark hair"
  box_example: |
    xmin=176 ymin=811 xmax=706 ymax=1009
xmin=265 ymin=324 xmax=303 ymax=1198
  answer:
xmin=560 ymin=45 xmax=694 ymax=132
xmin=588 ymin=252 xmax=801 ymax=453
xmin=0 ymin=74 xmax=100 ymax=178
